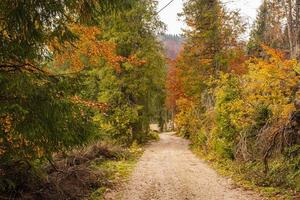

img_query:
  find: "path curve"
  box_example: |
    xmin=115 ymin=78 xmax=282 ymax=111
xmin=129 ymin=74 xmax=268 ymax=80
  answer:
xmin=106 ymin=132 xmax=263 ymax=200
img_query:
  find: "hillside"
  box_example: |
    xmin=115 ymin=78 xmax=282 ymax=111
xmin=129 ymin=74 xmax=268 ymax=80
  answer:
xmin=160 ymin=34 xmax=184 ymax=60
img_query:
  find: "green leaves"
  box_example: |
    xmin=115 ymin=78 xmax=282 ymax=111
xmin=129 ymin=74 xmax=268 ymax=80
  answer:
xmin=91 ymin=0 xmax=166 ymax=144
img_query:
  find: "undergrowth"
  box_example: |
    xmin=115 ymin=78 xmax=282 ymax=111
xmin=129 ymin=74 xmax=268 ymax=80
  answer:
xmin=191 ymin=145 xmax=300 ymax=200
xmin=0 ymin=141 xmax=144 ymax=200
xmin=88 ymin=141 xmax=143 ymax=200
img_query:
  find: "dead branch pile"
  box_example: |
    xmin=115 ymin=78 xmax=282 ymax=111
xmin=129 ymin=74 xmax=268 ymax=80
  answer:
xmin=1 ymin=142 xmax=129 ymax=200
xmin=257 ymin=111 xmax=300 ymax=173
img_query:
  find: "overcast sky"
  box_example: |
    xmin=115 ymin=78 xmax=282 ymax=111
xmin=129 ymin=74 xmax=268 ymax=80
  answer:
xmin=158 ymin=0 xmax=262 ymax=38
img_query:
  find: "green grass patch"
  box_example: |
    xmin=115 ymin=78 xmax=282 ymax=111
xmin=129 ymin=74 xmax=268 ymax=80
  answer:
xmin=87 ymin=142 xmax=143 ymax=200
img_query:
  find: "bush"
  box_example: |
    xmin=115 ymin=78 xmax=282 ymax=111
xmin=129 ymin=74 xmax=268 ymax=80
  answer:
xmin=214 ymin=73 xmax=241 ymax=159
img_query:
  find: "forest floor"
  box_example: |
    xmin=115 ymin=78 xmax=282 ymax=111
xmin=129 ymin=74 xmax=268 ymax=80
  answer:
xmin=105 ymin=132 xmax=263 ymax=200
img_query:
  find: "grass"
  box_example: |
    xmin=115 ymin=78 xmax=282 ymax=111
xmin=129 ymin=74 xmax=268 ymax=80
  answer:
xmin=190 ymin=145 xmax=298 ymax=200
xmin=87 ymin=142 xmax=144 ymax=200
xmin=88 ymin=160 xmax=138 ymax=200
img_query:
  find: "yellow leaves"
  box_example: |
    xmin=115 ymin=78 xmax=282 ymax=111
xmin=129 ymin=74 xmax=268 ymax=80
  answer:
xmin=228 ymin=99 xmax=253 ymax=128
xmin=215 ymin=74 xmax=250 ymax=130
xmin=176 ymin=97 xmax=193 ymax=111
xmin=174 ymin=97 xmax=201 ymax=135
xmin=2 ymin=30 xmax=10 ymax=39
xmin=244 ymin=49 xmax=298 ymax=115
xmin=293 ymin=63 xmax=300 ymax=75
xmin=214 ymin=47 xmax=299 ymax=132
xmin=238 ymin=47 xmax=297 ymax=124
xmin=36 ymin=146 xmax=44 ymax=158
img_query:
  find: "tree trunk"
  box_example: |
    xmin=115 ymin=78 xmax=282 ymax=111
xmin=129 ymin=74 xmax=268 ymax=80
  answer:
xmin=295 ymin=0 xmax=300 ymax=59
xmin=283 ymin=0 xmax=295 ymax=58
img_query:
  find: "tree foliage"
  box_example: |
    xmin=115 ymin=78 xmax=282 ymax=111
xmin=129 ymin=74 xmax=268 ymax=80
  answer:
xmin=167 ymin=0 xmax=300 ymax=193
xmin=0 ymin=0 xmax=166 ymax=193
xmin=94 ymin=0 xmax=166 ymax=143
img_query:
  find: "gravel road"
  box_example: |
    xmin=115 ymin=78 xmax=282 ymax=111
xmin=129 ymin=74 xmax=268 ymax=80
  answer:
xmin=106 ymin=132 xmax=263 ymax=200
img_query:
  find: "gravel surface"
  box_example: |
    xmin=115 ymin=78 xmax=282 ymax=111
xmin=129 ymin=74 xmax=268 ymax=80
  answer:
xmin=105 ymin=132 xmax=263 ymax=200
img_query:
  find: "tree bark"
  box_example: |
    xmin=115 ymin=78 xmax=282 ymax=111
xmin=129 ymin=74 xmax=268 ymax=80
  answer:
xmin=295 ymin=0 xmax=300 ymax=58
xmin=283 ymin=0 xmax=295 ymax=58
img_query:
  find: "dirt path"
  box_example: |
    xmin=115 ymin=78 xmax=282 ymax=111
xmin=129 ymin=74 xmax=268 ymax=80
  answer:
xmin=106 ymin=132 xmax=263 ymax=200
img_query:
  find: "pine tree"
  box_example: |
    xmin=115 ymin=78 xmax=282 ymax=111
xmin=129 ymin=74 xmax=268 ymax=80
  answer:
xmin=247 ymin=0 xmax=287 ymax=56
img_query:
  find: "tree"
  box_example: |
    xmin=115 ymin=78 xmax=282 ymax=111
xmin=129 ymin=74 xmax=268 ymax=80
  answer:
xmin=166 ymin=0 xmax=245 ymax=141
xmin=95 ymin=0 xmax=167 ymax=141
xmin=266 ymin=0 xmax=300 ymax=58
xmin=247 ymin=0 xmax=287 ymax=56
xmin=0 ymin=0 xmax=137 ymax=191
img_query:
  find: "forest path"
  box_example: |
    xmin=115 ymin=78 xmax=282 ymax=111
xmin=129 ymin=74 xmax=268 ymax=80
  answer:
xmin=105 ymin=132 xmax=263 ymax=200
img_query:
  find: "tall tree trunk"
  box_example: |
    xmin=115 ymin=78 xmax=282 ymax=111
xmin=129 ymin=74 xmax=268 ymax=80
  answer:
xmin=283 ymin=0 xmax=295 ymax=58
xmin=295 ymin=0 xmax=300 ymax=59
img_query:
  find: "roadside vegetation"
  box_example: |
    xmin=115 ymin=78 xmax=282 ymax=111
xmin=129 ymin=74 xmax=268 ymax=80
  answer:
xmin=2 ymin=0 xmax=300 ymax=199
xmin=0 ymin=0 xmax=165 ymax=199
xmin=166 ymin=0 xmax=300 ymax=199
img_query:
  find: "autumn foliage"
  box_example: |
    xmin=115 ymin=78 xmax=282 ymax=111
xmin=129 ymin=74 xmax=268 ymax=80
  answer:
xmin=0 ymin=0 xmax=166 ymax=195
xmin=166 ymin=59 xmax=184 ymax=111
xmin=166 ymin=0 xmax=300 ymax=193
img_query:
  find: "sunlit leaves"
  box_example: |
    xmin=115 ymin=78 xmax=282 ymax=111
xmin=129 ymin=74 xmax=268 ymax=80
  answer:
xmin=243 ymin=46 xmax=298 ymax=120
xmin=214 ymin=46 xmax=299 ymax=141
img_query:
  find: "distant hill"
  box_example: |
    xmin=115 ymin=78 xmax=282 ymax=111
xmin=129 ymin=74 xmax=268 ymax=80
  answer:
xmin=160 ymin=34 xmax=184 ymax=60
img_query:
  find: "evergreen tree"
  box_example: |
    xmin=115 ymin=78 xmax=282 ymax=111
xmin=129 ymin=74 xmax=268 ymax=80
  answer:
xmin=94 ymin=0 xmax=167 ymax=143
xmin=247 ymin=0 xmax=287 ymax=56
xmin=0 ymin=0 xmax=139 ymax=191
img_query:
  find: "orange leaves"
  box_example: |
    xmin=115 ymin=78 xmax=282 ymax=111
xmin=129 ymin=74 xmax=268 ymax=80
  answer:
xmin=53 ymin=25 xmax=124 ymax=73
xmin=0 ymin=115 xmax=41 ymax=158
xmin=71 ymin=96 xmax=109 ymax=112
xmin=261 ymin=44 xmax=284 ymax=61
xmin=227 ymin=47 xmax=249 ymax=75
xmin=128 ymin=55 xmax=147 ymax=67
xmin=199 ymin=58 xmax=213 ymax=66
xmin=166 ymin=60 xmax=184 ymax=110
xmin=52 ymin=25 xmax=148 ymax=74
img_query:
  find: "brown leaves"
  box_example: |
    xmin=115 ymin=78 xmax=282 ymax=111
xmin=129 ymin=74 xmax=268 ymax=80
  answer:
xmin=0 ymin=114 xmax=36 ymax=158
xmin=0 ymin=115 xmax=13 ymax=134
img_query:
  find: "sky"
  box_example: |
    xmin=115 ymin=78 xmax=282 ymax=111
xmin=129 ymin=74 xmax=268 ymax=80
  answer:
xmin=158 ymin=0 xmax=262 ymax=38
